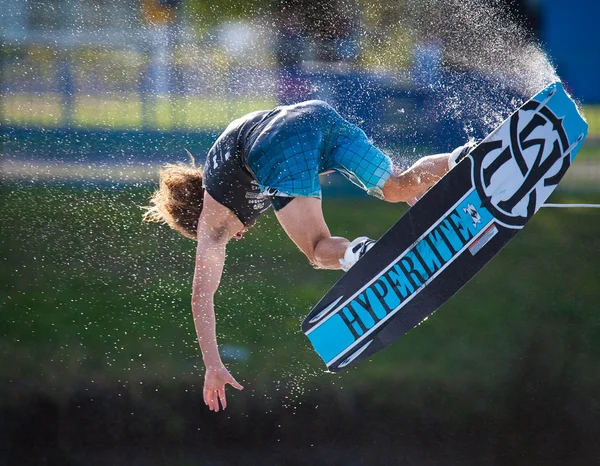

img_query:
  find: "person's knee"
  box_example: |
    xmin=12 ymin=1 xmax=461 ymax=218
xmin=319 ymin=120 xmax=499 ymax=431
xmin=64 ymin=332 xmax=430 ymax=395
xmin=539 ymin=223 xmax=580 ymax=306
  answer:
xmin=307 ymin=235 xmax=334 ymax=269
xmin=305 ymin=238 xmax=324 ymax=268
xmin=305 ymin=99 xmax=333 ymax=110
xmin=382 ymin=171 xmax=416 ymax=203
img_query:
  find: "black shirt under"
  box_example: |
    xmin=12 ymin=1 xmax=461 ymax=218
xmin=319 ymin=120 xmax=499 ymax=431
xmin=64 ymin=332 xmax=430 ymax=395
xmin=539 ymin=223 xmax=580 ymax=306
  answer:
xmin=202 ymin=110 xmax=273 ymax=227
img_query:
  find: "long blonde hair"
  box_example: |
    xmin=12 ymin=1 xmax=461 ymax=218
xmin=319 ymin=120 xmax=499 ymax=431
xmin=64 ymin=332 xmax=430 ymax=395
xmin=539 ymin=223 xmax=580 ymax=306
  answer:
xmin=143 ymin=152 xmax=204 ymax=240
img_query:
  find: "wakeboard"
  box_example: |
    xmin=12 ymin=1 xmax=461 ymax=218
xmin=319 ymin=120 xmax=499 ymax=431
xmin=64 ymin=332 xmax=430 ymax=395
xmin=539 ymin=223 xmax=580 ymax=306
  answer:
xmin=302 ymin=81 xmax=588 ymax=372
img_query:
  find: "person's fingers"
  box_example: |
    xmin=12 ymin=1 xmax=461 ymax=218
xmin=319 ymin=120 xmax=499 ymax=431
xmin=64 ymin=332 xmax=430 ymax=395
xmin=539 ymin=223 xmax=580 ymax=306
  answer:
xmin=204 ymin=372 xmax=242 ymax=411
xmin=205 ymin=390 xmax=212 ymax=410
xmin=206 ymin=388 xmax=217 ymax=412
xmin=217 ymin=388 xmax=227 ymax=410
xmin=213 ymin=394 xmax=219 ymax=412
xmin=227 ymin=377 xmax=244 ymax=391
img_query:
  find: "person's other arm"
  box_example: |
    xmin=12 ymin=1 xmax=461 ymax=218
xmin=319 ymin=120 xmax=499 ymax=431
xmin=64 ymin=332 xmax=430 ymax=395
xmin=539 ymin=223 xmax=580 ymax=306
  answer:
xmin=193 ymin=193 xmax=244 ymax=412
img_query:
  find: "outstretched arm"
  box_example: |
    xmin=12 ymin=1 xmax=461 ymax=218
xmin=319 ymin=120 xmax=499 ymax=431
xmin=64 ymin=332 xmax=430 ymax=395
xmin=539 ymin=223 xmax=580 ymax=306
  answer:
xmin=193 ymin=193 xmax=244 ymax=411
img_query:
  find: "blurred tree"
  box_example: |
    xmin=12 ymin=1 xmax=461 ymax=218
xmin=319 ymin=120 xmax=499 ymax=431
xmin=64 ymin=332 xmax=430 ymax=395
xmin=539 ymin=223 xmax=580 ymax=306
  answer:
xmin=141 ymin=0 xmax=183 ymax=98
xmin=355 ymin=0 xmax=414 ymax=71
xmin=184 ymin=0 xmax=274 ymax=31
xmin=142 ymin=0 xmax=180 ymax=26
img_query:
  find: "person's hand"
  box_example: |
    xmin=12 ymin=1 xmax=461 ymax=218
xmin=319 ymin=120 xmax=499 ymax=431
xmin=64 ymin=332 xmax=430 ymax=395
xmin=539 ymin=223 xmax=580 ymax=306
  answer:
xmin=203 ymin=364 xmax=243 ymax=412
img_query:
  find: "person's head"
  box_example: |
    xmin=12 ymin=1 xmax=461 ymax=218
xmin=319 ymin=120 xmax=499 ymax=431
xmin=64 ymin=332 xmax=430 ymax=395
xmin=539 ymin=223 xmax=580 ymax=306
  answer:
xmin=143 ymin=153 xmax=204 ymax=240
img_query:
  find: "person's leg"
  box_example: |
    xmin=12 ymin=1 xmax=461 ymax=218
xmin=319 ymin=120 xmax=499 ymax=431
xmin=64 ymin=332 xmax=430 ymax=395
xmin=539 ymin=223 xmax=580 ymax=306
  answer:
xmin=324 ymin=108 xmax=473 ymax=205
xmin=327 ymin=120 xmax=394 ymax=201
xmin=382 ymin=143 xmax=474 ymax=204
xmin=273 ymin=196 xmax=350 ymax=270
xmin=326 ymin=119 xmax=446 ymax=204
xmin=382 ymin=153 xmax=451 ymax=204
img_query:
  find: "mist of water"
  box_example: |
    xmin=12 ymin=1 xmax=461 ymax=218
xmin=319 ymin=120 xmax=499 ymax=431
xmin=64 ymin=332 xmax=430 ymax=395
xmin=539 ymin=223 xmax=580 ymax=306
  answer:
xmin=405 ymin=0 xmax=559 ymax=140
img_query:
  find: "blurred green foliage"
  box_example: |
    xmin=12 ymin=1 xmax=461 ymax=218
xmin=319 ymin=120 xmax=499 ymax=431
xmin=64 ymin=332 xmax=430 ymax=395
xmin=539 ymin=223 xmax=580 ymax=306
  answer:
xmin=1 ymin=184 xmax=599 ymax=420
xmin=184 ymin=0 xmax=274 ymax=30
xmin=1 ymin=94 xmax=277 ymax=130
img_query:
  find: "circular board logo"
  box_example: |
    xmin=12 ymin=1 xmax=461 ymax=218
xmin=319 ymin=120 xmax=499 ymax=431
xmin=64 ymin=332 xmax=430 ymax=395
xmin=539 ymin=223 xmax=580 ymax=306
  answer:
xmin=471 ymin=100 xmax=570 ymax=228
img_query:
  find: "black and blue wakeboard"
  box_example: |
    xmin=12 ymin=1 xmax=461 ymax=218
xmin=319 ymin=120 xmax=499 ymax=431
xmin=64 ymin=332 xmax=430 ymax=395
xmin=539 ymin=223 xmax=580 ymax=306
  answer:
xmin=302 ymin=81 xmax=588 ymax=372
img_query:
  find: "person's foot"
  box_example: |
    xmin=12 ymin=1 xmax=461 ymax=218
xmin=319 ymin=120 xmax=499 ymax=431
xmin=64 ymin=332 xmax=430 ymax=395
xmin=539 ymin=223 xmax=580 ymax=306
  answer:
xmin=448 ymin=141 xmax=476 ymax=169
xmin=339 ymin=237 xmax=376 ymax=271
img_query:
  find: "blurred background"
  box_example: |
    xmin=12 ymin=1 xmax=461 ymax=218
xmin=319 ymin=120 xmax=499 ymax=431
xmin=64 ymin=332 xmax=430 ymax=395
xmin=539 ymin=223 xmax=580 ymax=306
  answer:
xmin=1 ymin=0 xmax=599 ymax=464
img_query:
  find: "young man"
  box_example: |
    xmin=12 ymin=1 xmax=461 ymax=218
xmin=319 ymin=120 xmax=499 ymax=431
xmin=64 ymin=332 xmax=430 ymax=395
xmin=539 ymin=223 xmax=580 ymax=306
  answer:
xmin=144 ymin=100 xmax=470 ymax=412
